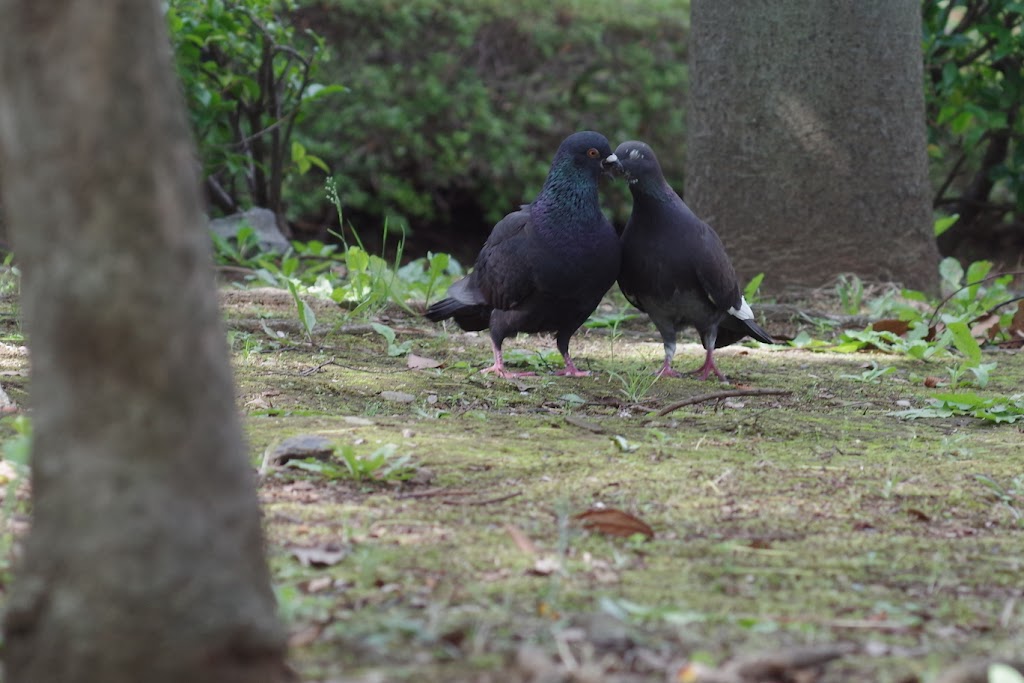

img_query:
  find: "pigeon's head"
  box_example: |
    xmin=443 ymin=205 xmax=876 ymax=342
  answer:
xmin=556 ymin=131 xmax=622 ymax=177
xmin=613 ymin=141 xmax=664 ymax=187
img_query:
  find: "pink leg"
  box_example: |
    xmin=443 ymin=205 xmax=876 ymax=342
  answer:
xmin=554 ymin=353 xmax=591 ymax=377
xmin=689 ymin=347 xmax=728 ymax=382
xmin=481 ymin=339 xmax=536 ymax=379
xmin=654 ymin=359 xmax=683 ymax=378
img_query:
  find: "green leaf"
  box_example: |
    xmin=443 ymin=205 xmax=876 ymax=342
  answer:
xmin=345 ymin=247 xmax=370 ymax=273
xmin=933 ymin=214 xmax=959 ymax=237
xmin=370 ymin=322 xmax=396 ymax=344
xmin=306 ymin=153 xmax=330 ymax=173
xmin=965 ymin=259 xmax=992 ymax=285
xmin=947 ymin=321 xmax=982 ymax=364
xmin=743 ymin=272 xmax=765 ymax=302
xmin=611 ymin=435 xmax=639 ymax=453
xmin=939 ymin=257 xmax=964 ymax=288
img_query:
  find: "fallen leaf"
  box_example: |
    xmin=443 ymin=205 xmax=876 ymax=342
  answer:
xmin=906 ymin=508 xmax=931 ymax=522
xmin=289 ymin=544 xmax=348 ymax=567
xmin=288 ymin=623 xmax=325 ymax=648
xmin=407 ymin=353 xmax=442 ymax=370
xmin=970 ymin=313 xmax=1001 ymax=340
xmin=872 ymin=319 xmax=911 ymax=336
xmin=575 ymin=508 xmax=654 ymax=540
xmin=529 ymin=556 xmax=561 ymax=576
xmin=304 ymin=576 xmax=333 ymax=593
xmin=924 ymin=376 xmax=943 ymax=388
xmin=505 ymin=524 xmax=538 ymax=556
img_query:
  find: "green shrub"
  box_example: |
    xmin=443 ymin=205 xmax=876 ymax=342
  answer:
xmin=290 ymin=0 xmax=689 ymax=236
xmin=923 ymin=1 xmax=1024 ymax=253
xmin=167 ymin=0 xmax=343 ymax=217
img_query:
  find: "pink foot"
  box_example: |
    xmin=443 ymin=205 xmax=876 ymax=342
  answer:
xmin=688 ymin=350 xmax=729 ymax=382
xmin=481 ymin=364 xmax=536 ymax=379
xmin=655 ymin=364 xmax=683 ymax=378
xmin=555 ymin=357 xmax=591 ymax=377
xmin=689 ymin=364 xmax=727 ymax=382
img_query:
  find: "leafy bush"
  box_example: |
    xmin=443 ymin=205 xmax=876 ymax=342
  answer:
xmin=923 ymin=1 xmax=1024 ymax=256
xmin=289 ymin=0 xmax=689 ymax=239
xmin=167 ymin=0 xmax=343 ymax=218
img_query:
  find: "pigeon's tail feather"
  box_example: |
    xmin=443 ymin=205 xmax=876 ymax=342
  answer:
xmin=717 ymin=314 xmax=776 ymax=348
xmin=424 ymin=297 xmax=462 ymax=322
xmin=424 ymin=298 xmax=491 ymax=332
xmin=740 ymin=318 xmax=775 ymax=344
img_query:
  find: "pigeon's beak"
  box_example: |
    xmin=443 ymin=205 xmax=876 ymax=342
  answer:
xmin=601 ymin=153 xmax=623 ymax=175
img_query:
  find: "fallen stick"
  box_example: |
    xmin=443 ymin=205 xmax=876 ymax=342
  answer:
xmin=655 ymin=388 xmax=792 ymax=418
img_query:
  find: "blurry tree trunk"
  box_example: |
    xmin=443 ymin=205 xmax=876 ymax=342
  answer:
xmin=0 ymin=1 xmax=289 ymax=682
xmin=686 ymin=0 xmax=940 ymax=292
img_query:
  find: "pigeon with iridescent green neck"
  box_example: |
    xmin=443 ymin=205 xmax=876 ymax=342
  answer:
xmin=425 ymin=131 xmax=622 ymax=378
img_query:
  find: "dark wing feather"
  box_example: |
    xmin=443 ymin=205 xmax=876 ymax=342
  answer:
xmin=471 ymin=206 xmax=538 ymax=311
xmin=690 ymin=219 xmax=743 ymax=315
xmin=616 ymin=222 xmax=648 ymax=312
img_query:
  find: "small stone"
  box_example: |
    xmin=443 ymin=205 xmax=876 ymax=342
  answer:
xmin=209 ymin=207 xmax=290 ymax=253
xmin=268 ymin=434 xmax=334 ymax=466
xmin=380 ymin=390 xmax=415 ymax=403
xmin=401 ymin=428 xmax=415 ymax=438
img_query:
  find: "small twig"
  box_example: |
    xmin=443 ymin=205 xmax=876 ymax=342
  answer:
xmin=441 ymin=491 xmax=522 ymax=506
xmin=298 ymin=356 xmax=337 ymax=376
xmin=926 ymin=270 xmax=1024 ymax=330
xmin=396 ymin=487 xmax=474 ymax=500
xmin=655 ymin=389 xmax=792 ymax=418
xmin=564 ymin=415 xmax=605 ymax=433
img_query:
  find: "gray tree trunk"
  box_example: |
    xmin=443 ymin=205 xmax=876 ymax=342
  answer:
xmin=0 ymin=1 xmax=289 ymax=681
xmin=686 ymin=0 xmax=940 ymax=292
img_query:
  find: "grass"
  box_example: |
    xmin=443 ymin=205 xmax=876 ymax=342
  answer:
xmin=221 ymin=287 xmax=1024 ymax=682
xmin=1 ymin=251 xmax=1022 ymax=681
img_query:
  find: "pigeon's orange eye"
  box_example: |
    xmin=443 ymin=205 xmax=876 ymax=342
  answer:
xmin=587 ymin=148 xmax=600 ymax=158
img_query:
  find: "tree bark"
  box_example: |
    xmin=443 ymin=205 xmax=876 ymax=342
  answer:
xmin=686 ymin=0 xmax=940 ymax=292
xmin=0 ymin=1 xmax=289 ymax=681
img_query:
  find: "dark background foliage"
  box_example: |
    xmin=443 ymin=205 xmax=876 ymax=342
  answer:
xmin=168 ymin=0 xmax=1023 ymax=266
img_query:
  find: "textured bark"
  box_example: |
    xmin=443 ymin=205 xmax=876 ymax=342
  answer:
xmin=0 ymin=1 xmax=288 ymax=681
xmin=686 ymin=0 xmax=940 ymax=292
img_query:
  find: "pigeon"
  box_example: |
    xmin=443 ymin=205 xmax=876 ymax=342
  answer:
xmin=425 ymin=131 xmax=622 ymax=378
xmin=615 ymin=140 xmax=774 ymax=382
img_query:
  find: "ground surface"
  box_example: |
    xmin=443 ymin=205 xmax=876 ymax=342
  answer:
xmin=1 ymin=287 xmax=1022 ymax=682
xmin=224 ymin=288 xmax=1023 ymax=683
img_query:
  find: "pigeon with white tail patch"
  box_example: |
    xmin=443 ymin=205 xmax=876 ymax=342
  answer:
xmin=615 ymin=140 xmax=775 ymax=381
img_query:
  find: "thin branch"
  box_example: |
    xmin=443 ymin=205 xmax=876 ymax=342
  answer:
xmin=926 ymin=270 xmax=1024 ymax=330
xmin=655 ymin=389 xmax=792 ymax=418
xmin=932 ymin=151 xmax=969 ymax=207
xmin=442 ymin=491 xmax=522 ymax=506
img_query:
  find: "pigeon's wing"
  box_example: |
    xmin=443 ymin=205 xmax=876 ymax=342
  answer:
xmin=471 ymin=207 xmax=537 ymax=311
xmin=617 ymin=219 xmax=649 ymax=313
xmin=690 ymin=217 xmax=775 ymax=344
xmin=691 ymin=220 xmax=743 ymax=314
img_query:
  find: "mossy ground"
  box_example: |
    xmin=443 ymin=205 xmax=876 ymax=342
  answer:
xmin=223 ymin=289 xmax=1024 ymax=682
xmin=0 ymin=288 xmax=1020 ymax=682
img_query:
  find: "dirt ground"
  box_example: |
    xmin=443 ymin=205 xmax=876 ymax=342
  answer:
xmin=217 ymin=288 xmax=1024 ymax=683
xmin=0 ymin=286 xmax=1020 ymax=682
